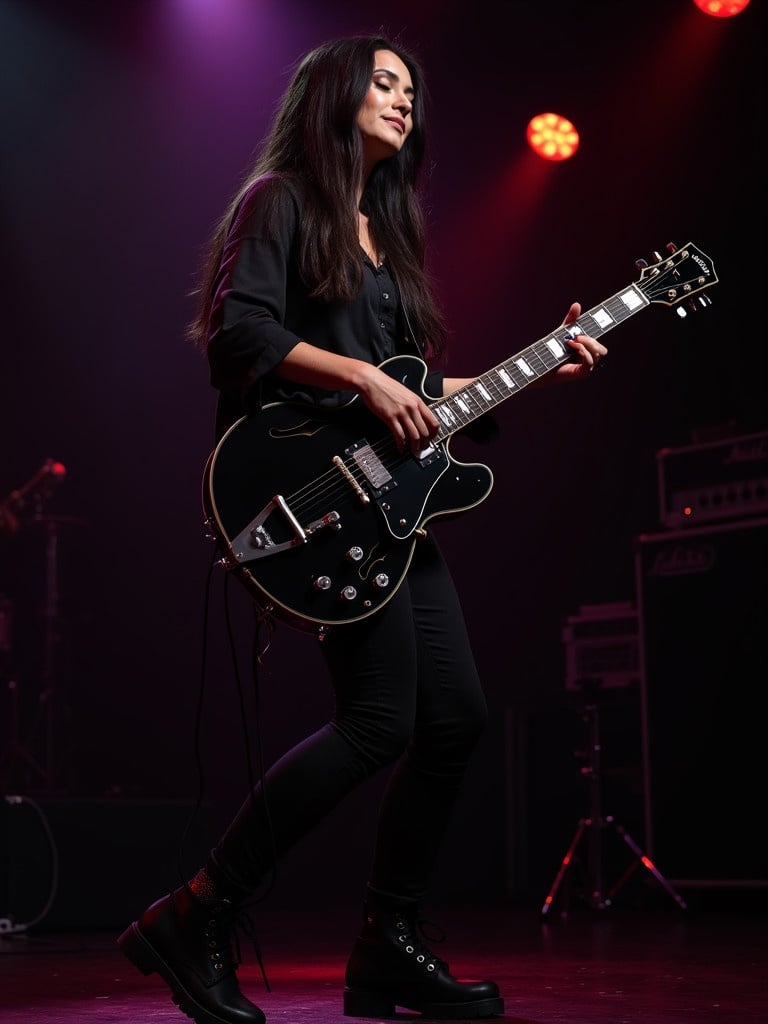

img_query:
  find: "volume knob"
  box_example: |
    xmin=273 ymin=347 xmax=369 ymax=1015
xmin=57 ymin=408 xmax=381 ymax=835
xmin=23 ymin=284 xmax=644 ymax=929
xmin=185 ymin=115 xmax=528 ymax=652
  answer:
xmin=341 ymin=585 xmax=358 ymax=601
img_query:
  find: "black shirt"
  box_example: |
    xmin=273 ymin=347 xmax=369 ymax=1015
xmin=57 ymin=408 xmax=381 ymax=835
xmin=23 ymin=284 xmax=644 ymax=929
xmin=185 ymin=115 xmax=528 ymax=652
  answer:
xmin=206 ymin=177 xmax=443 ymax=439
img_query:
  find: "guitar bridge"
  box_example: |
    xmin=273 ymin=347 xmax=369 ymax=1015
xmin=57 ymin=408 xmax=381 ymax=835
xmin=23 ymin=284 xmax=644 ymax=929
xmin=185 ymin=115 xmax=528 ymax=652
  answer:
xmin=228 ymin=494 xmax=307 ymax=564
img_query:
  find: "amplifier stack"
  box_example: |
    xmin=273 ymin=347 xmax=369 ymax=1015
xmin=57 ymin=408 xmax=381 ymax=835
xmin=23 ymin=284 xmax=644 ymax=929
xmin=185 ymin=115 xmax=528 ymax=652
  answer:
xmin=636 ymin=428 xmax=768 ymax=890
xmin=656 ymin=429 xmax=768 ymax=529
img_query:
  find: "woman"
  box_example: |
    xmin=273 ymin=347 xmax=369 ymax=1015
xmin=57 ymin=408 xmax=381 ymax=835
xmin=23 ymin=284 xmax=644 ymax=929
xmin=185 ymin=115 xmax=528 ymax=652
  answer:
xmin=118 ymin=34 xmax=605 ymax=1024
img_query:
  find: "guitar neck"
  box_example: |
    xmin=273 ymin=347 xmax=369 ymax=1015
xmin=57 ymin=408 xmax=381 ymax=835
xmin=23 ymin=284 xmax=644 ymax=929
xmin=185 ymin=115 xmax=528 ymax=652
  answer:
xmin=431 ymin=282 xmax=648 ymax=441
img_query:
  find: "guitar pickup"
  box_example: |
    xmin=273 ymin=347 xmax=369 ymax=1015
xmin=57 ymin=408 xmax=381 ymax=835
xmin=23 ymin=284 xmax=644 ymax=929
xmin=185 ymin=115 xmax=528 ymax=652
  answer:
xmin=346 ymin=439 xmax=396 ymax=497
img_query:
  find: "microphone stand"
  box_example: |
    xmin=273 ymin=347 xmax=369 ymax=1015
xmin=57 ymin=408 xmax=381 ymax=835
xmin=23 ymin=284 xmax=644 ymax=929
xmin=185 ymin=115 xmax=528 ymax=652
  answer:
xmin=0 ymin=462 xmax=74 ymax=795
xmin=39 ymin=511 xmax=63 ymax=792
xmin=27 ymin=505 xmax=79 ymax=795
xmin=0 ymin=599 xmax=48 ymax=791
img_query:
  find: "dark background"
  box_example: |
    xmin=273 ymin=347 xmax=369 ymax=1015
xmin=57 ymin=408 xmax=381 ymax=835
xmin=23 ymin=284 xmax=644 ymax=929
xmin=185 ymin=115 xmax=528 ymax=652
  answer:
xmin=1 ymin=0 xmax=765 ymax=919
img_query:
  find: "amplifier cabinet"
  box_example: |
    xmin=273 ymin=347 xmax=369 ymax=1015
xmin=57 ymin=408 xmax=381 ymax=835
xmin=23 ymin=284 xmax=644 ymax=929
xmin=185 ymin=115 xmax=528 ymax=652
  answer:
xmin=656 ymin=430 xmax=768 ymax=529
xmin=634 ymin=517 xmax=768 ymax=887
xmin=561 ymin=601 xmax=639 ymax=692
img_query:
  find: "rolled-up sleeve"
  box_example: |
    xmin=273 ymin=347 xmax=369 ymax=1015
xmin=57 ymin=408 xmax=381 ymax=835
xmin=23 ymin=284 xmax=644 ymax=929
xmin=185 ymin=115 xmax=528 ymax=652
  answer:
xmin=207 ymin=182 xmax=303 ymax=404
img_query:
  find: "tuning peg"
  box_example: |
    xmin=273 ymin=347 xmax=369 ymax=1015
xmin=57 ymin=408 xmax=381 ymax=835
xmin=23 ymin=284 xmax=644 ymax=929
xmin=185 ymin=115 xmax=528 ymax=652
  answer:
xmin=676 ymin=294 xmax=713 ymax=319
xmin=666 ymin=242 xmax=678 ymax=253
xmin=651 ymin=251 xmax=663 ymax=263
xmin=635 ymin=257 xmax=648 ymax=270
xmin=687 ymin=295 xmax=713 ymax=313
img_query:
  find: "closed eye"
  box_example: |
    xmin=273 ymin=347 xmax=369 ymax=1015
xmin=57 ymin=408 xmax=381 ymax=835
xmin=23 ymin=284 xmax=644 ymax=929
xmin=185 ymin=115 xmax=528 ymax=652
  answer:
xmin=372 ymin=70 xmax=415 ymax=103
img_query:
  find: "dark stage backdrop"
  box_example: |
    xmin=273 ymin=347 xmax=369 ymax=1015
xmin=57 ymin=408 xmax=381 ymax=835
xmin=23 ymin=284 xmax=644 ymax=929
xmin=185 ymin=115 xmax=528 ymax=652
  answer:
xmin=1 ymin=0 xmax=765 ymax=915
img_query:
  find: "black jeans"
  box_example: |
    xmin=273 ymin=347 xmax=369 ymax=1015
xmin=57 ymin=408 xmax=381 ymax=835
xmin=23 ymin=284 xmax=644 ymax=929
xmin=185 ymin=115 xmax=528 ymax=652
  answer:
xmin=209 ymin=530 xmax=488 ymax=902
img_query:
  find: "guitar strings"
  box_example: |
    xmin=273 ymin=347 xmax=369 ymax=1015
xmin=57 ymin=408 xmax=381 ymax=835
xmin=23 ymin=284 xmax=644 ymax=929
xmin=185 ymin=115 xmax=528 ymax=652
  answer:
xmin=273 ymin=327 xmax=577 ymax=526
xmin=283 ymin=434 xmax=408 ymax=523
xmin=275 ymin=292 xmax=638 ymax=525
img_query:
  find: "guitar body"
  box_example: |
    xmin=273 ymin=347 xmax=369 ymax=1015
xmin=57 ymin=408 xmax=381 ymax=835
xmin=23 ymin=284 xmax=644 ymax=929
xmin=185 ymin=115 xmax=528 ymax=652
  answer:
xmin=203 ymin=355 xmax=494 ymax=632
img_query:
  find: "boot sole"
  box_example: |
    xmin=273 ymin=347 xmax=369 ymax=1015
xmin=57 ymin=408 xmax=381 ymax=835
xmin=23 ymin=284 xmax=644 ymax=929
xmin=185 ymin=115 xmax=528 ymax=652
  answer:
xmin=343 ymin=986 xmax=504 ymax=1019
xmin=117 ymin=921 xmax=264 ymax=1024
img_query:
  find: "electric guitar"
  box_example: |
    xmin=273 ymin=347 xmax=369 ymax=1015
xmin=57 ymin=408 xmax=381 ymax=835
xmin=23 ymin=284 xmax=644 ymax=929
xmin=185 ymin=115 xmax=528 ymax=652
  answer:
xmin=202 ymin=242 xmax=718 ymax=635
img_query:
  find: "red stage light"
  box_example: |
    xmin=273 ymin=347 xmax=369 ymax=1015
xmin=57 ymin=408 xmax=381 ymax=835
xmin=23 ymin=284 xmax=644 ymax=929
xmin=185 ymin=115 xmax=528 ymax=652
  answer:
xmin=692 ymin=0 xmax=750 ymax=16
xmin=526 ymin=113 xmax=579 ymax=162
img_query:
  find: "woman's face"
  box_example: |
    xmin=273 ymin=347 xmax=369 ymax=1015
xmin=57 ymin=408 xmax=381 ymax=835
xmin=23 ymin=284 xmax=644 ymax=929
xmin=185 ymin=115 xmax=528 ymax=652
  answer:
xmin=356 ymin=50 xmax=414 ymax=166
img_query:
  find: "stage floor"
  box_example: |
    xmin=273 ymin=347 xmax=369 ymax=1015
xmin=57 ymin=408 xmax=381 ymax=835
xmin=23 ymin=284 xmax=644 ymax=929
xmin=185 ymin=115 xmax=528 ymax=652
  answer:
xmin=2 ymin=900 xmax=766 ymax=1023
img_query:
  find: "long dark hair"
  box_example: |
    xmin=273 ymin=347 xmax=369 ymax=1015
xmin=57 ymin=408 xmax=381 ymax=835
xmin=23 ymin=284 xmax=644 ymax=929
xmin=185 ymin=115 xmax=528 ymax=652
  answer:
xmin=187 ymin=34 xmax=448 ymax=358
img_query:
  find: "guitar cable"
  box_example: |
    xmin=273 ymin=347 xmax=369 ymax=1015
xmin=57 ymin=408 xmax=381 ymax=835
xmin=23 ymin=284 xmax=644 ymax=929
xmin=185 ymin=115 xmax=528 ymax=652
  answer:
xmin=176 ymin=550 xmax=217 ymax=892
xmin=178 ymin=547 xmax=279 ymax=906
xmin=0 ymin=794 xmax=59 ymax=935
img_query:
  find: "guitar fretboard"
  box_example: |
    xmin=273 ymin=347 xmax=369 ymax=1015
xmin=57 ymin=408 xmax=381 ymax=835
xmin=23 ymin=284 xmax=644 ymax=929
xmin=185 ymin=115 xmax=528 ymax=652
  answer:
xmin=431 ymin=283 xmax=649 ymax=440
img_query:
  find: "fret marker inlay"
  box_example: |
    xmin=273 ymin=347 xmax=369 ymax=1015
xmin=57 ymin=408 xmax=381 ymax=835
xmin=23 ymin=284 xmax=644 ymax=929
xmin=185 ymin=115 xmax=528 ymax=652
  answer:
xmin=620 ymin=287 xmax=644 ymax=311
xmin=593 ymin=308 xmax=613 ymax=329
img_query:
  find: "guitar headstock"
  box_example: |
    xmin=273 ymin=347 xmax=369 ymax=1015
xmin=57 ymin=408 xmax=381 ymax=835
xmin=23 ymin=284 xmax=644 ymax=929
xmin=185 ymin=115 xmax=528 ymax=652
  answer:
xmin=635 ymin=242 xmax=718 ymax=313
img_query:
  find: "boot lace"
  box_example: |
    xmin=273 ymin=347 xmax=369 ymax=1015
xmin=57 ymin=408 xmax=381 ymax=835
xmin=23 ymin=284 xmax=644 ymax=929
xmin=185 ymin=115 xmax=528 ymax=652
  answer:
xmin=204 ymin=902 xmax=272 ymax=993
xmin=394 ymin=913 xmax=450 ymax=974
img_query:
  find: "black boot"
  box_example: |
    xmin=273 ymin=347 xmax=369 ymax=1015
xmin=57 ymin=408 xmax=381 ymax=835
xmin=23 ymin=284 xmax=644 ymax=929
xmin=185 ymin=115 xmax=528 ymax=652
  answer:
xmin=343 ymin=890 xmax=504 ymax=1020
xmin=117 ymin=885 xmax=266 ymax=1024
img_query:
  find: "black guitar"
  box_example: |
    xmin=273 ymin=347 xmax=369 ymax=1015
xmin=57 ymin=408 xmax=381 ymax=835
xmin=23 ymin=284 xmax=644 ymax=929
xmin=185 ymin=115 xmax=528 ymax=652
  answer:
xmin=202 ymin=242 xmax=718 ymax=634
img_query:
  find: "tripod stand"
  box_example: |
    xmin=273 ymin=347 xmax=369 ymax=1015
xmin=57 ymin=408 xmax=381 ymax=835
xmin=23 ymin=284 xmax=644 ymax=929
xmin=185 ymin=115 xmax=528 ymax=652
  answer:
xmin=540 ymin=699 xmax=687 ymax=916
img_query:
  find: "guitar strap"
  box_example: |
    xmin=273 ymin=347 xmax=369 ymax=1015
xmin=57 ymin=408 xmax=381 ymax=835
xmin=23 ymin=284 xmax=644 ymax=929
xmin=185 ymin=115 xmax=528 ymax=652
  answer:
xmin=400 ymin=298 xmax=424 ymax=358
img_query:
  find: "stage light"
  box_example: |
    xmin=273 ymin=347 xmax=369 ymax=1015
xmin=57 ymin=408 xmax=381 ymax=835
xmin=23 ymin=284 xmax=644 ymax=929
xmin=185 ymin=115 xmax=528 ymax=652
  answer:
xmin=526 ymin=113 xmax=579 ymax=162
xmin=692 ymin=0 xmax=750 ymax=16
